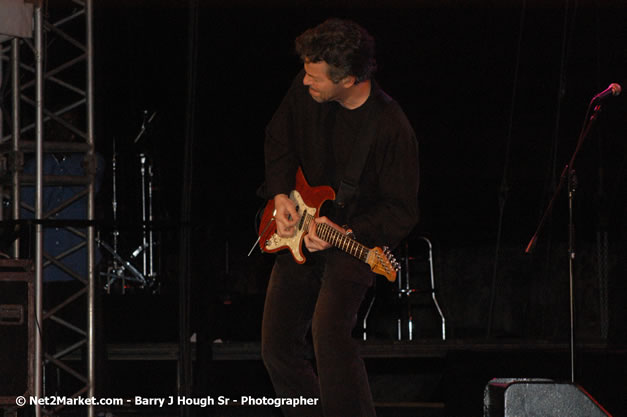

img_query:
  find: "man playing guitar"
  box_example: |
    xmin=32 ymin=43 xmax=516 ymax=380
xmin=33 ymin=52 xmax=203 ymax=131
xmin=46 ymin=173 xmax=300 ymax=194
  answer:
xmin=261 ymin=18 xmax=419 ymax=417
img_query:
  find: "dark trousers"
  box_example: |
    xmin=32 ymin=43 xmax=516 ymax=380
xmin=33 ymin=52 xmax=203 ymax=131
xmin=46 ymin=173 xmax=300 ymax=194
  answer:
xmin=261 ymin=252 xmax=376 ymax=417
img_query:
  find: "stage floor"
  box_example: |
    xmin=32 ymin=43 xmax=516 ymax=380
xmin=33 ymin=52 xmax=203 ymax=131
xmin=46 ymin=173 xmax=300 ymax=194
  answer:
xmin=3 ymin=339 xmax=623 ymax=416
xmin=88 ymin=338 xmax=625 ymax=417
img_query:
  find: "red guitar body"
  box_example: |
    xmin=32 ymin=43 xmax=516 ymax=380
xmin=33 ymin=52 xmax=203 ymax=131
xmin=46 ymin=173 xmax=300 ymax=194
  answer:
xmin=258 ymin=167 xmax=335 ymax=264
xmin=258 ymin=167 xmax=398 ymax=281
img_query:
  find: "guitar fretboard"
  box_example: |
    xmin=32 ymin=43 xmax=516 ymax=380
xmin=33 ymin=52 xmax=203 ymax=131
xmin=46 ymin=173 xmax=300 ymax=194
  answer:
xmin=305 ymin=214 xmax=370 ymax=262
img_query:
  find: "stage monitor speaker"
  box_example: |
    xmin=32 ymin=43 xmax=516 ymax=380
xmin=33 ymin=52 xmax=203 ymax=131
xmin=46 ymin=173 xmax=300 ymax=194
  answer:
xmin=484 ymin=378 xmax=611 ymax=417
xmin=0 ymin=260 xmax=34 ymax=406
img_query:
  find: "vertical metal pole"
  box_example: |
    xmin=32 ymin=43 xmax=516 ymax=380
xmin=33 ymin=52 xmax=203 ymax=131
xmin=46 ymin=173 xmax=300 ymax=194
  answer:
xmin=148 ymin=162 xmax=154 ymax=279
xmin=33 ymin=5 xmax=43 ymax=417
xmin=0 ymin=46 xmax=3 ymax=224
xmin=0 ymin=45 xmax=2 ymax=140
xmin=567 ymin=168 xmax=576 ymax=383
xmin=111 ymin=141 xmax=123 ymax=293
xmin=404 ymin=241 xmax=412 ymax=341
xmin=179 ymin=2 xmax=199 ymax=412
xmin=86 ymin=0 xmax=96 ymax=414
xmin=140 ymin=154 xmax=148 ymax=276
xmin=597 ymin=231 xmax=609 ymax=339
xmin=11 ymin=38 xmax=21 ymax=259
xmin=420 ymin=237 xmax=446 ymax=341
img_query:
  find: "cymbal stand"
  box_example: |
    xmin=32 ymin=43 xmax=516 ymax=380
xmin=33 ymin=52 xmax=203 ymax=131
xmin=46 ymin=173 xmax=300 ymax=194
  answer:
xmin=99 ymin=139 xmax=150 ymax=293
xmin=98 ymin=236 xmax=147 ymax=288
xmin=133 ymin=153 xmax=157 ymax=282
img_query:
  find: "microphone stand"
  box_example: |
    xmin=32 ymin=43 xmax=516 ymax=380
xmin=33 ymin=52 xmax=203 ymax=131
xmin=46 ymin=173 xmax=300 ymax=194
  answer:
xmin=134 ymin=110 xmax=157 ymax=144
xmin=525 ymin=101 xmax=602 ymax=383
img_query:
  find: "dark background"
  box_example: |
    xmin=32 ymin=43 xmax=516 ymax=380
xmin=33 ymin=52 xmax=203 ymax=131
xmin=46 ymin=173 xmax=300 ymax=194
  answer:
xmin=1 ymin=1 xmax=622 ymax=415
xmin=93 ymin=0 xmax=627 ymax=344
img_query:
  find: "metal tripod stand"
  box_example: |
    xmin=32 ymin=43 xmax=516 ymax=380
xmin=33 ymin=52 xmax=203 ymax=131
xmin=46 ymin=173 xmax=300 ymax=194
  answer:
xmin=98 ymin=116 xmax=159 ymax=293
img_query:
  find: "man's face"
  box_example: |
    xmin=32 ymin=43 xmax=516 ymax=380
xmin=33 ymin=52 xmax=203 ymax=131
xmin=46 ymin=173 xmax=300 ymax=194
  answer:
xmin=302 ymin=60 xmax=345 ymax=104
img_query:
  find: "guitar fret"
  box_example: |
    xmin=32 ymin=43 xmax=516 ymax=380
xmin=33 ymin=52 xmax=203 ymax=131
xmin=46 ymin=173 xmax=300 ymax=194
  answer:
xmin=360 ymin=246 xmax=368 ymax=262
xmin=313 ymin=222 xmax=369 ymax=263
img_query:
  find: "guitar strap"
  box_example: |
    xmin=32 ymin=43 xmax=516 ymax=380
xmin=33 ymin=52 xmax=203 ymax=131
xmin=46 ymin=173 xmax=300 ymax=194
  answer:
xmin=334 ymin=85 xmax=391 ymax=218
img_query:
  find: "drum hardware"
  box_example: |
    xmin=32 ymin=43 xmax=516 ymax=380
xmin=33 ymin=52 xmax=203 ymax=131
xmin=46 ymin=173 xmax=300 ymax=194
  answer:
xmin=134 ymin=110 xmax=157 ymax=144
xmin=99 ymin=113 xmax=160 ymax=293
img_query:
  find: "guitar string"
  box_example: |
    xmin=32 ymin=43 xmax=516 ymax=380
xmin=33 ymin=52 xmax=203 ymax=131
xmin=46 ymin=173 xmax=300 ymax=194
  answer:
xmin=303 ymin=213 xmax=397 ymax=279
xmin=306 ymin=213 xmax=369 ymax=262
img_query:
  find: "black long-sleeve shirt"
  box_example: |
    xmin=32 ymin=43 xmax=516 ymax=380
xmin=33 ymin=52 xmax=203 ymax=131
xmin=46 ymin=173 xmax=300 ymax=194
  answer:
xmin=264 ymin=70 xmax=419 ymax=250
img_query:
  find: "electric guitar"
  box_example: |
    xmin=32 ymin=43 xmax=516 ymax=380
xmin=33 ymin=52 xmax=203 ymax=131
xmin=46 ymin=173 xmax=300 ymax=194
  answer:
xmin=258 ymin=167 xmax=399 ymax=282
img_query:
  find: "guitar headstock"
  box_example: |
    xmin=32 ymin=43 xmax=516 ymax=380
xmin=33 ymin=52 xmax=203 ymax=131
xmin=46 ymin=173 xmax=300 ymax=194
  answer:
xmin=366 ymin=246 xmax=400 ymax=282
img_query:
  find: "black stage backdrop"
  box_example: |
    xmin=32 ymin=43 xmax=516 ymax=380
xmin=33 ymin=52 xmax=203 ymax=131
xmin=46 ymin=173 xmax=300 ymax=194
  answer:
xmin=93 ymin=2 xmax=627 ymax=345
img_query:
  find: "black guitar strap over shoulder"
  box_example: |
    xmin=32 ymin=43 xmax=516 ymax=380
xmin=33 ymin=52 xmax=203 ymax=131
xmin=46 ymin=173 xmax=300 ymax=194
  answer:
xmin=334 ymin=86 xmax=391 ymax=213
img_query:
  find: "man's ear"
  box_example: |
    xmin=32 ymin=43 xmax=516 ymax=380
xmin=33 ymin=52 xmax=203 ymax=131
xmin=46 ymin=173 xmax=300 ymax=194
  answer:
xmin=341 ymin=75 xmax=356 ymax=88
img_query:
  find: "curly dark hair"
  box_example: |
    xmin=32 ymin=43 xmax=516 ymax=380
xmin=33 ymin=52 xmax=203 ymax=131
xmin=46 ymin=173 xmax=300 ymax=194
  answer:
xmin=295 ymin=18 xmax=377 ymax=84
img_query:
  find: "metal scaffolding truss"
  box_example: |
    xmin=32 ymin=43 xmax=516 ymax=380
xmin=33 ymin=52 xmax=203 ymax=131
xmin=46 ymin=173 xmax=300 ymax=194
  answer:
xmin=0 ymin=1 xmax=96 ymax=416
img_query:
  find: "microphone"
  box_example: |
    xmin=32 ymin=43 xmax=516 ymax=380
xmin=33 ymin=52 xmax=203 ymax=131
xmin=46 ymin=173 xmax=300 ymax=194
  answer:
xmin=592 ymin=83 xmax=621 ymax=102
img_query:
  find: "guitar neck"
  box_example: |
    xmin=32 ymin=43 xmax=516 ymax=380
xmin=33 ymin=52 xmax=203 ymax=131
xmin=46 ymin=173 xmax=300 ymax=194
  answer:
xmin=315 ymin=221 xmax=370 ymax=262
